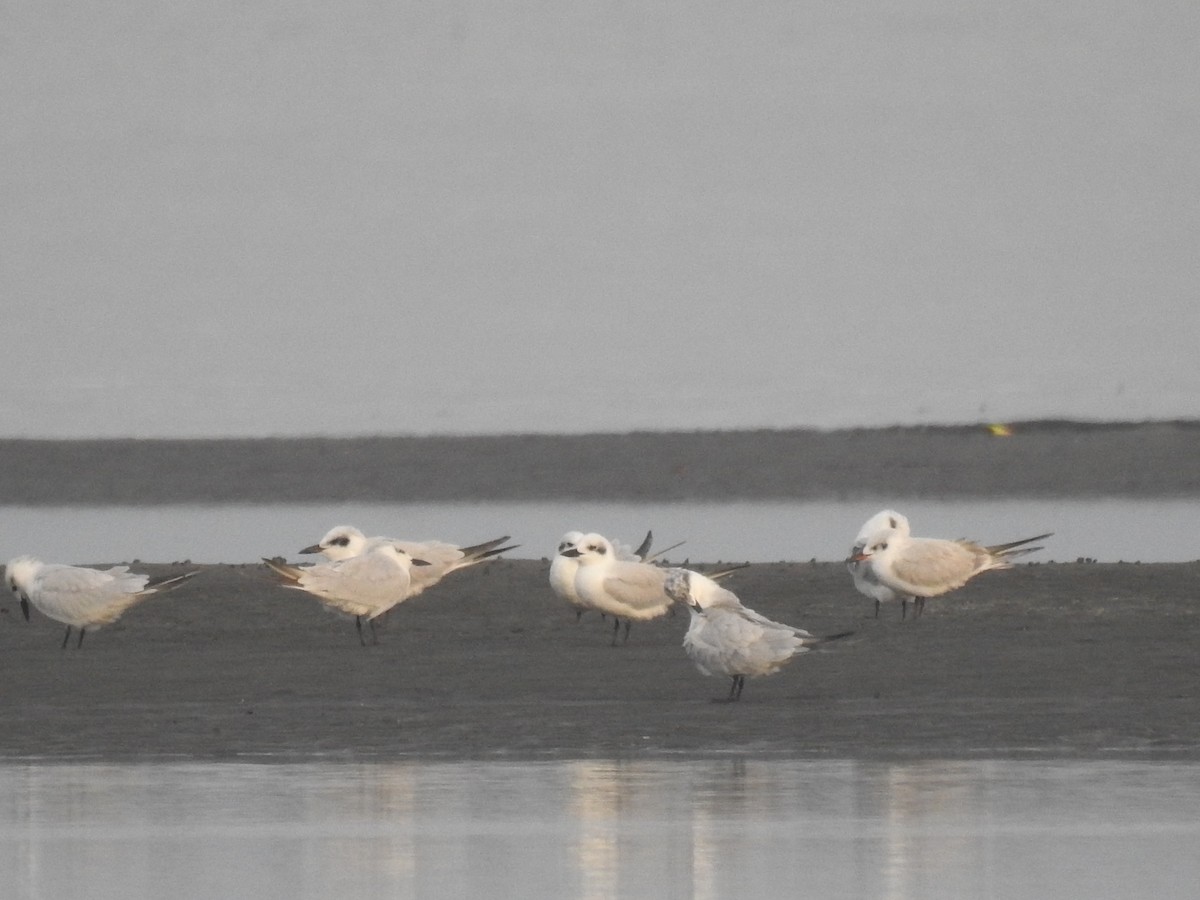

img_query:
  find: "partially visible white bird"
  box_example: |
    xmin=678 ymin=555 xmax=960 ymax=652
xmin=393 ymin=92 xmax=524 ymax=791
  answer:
xmin=562 ymin=532 xmax=678 ymax=645
xmin=849 ymin=518 xmax=1051 ymax=616
xmin=299 ymin=525 xmax=516 ymax=597
xmin=846 ymin=509 xmax=918 ymax=619
xmin=5 ymin=556 xmax=198 ymax=648
xmin=664 ymin=568 xmax=853 ymax=701
xmin=549 ymin=529 xmax=668 ymax=622
xmin=263 ymin=541 xmax=431 ymax=645
xmin=549 ymin=530 xmax=590 ymax=620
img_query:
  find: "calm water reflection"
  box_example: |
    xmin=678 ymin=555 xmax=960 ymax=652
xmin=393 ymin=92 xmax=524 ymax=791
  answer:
xmin=4 ymin=498 xmax=1198 ymax=564
xmin=1 ymin=760 xmax=1197 ymax=899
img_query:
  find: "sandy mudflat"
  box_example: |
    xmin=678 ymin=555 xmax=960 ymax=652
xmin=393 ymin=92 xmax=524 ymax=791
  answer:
xmin=2 ymin=558 xmax=1197 ymax=762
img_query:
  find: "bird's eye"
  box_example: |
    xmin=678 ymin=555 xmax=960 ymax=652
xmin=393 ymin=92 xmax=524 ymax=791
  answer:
xmin=595 ymin=544 xmax=606 ymax=555
xmin=888 ymin=517 xmax=897 ymax=529
xmin=878 ymin=542 xmax=888 ymax=551
xmin=333 ymin=537 xmax=350 ymax=547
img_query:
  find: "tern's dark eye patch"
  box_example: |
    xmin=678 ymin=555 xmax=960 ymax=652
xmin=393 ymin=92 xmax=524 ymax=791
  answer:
xmin=332 ymin=537 xmax=350 ymax=547
xmin=888 ymin=517 xmax=897 ymax=529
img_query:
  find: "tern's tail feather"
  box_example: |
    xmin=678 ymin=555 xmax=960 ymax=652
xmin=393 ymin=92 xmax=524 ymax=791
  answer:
xmin=643 ymin=539 xmax=686 ymax=563
xmin=806 ymin=630 xmax=855 ymax=647
xmin=986 ymin=532 xmax=1053 ymax=559
xmin=707 ymin=562 xmax=751 ymax=582
xmin=262 ymin=557 xmax=305 ymax=583
xmin=632 ymin=530 xmax=654 ymax=560
xmin=457 ymin=536 xmax=519 ymax=565
xmin=145 ymin=571 xmax=200 ymax=593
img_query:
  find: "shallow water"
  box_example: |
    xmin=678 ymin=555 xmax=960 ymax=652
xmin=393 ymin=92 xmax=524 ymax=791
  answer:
xmin=2 ymin=498 xmax=1195 ymax=565
xmin=1 ymin=760 xmax=1196 ymax=899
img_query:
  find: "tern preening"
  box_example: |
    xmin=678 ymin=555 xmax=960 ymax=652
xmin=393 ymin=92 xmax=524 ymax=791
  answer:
xmin=5 ymin=556 xmax=198 ymax=648
xmin=664 ymin=568 xmax=853 ymax=701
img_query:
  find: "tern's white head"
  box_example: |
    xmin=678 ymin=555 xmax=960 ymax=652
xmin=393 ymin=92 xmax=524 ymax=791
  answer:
xmin=563 ymin=533 xmax=616 ymax=567
xmin=555 ymin=531 xmax=585 ymax=556
xmin=848 ymin=510 xmax=910 ymax=569
xmin=302 ymin=525 xmax=369 ymax=561
xmin=5 ymin=555 xmax=42 ymax=621
xmin=851 ymin=525 xmax=903 ymax=565
xmin=853 ymin=510 xmax=910 ymax=547
xmin=4 ymin=555 xmax=41 ymax=595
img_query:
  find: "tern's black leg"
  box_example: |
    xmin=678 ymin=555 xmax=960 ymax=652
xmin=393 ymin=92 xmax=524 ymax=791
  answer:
xmin=61 ymin=626 xmax=72 ymax=649
xmin=622 ymin=620 xmax=632 ymax=644
xmin=726 ymin=675 xmax=745 ymax=701
xmin=575 ymin=609 xmax=583 ymax=623
xmin=874 ymin=599 xmax=880 ymax=619
xmin=77 ymin=628 xmax=86 ymax=649
xmin=609 ymin=617 xmax=621 ymax=646
xmin=368 ymin=617 xmax=379 ymax=645
xmin=915 ymin=597 xmax=925 ymax=618
xmin=355 ymin=616 xmax=367 ymax=647
xmin=901 ymin=599 xmax=908 ymax=621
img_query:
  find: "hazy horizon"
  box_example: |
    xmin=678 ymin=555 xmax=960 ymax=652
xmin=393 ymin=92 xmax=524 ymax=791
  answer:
xmin=5 ymin=3 xmax=1197 ymax=438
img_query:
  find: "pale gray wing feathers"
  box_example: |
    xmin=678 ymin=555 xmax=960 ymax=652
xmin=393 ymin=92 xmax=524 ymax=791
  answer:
xmin=297 ymin=554 xmax=408 ymax=609
xmin=394 ymin=541 xmax=462 ymax=568
xmin=403 ymin=537 xmax=514 ymax=593
xmin=43 ymin=564 xmax=149 ymax=596
xmin=682 ymin=625 xmax=721 ymax=677
xmin=888 ymin=540 xmax=984 ymax=596
xmin=731 ymin=605 xmax=816 ymax=640
xmin=690 ymin=609 xmax=807 ymax=678
xmin=603 ymin=564 xmax=668 ymax=609
xmin=34 ymin=565 xmax=155 ymax=626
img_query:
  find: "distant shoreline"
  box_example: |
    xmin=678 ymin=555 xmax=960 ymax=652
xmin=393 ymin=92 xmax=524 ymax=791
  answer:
xmin=2 ymin=419 xmax=1198 ymax=505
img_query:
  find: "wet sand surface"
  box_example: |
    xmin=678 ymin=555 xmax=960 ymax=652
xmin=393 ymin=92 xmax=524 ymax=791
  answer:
xmin=2 ymin=558 xmax=1197 ymax=762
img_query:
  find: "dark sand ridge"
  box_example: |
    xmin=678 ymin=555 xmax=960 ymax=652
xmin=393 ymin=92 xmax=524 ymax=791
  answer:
xmin=2 ymin=420 xmax=1199 ymax=504
xmin=1 ymin=421 xmax=1197 ymax=762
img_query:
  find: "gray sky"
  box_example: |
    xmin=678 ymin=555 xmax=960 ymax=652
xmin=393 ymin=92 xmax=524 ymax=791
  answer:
xmin=4 ymin=2 xmax=1197 ymax=437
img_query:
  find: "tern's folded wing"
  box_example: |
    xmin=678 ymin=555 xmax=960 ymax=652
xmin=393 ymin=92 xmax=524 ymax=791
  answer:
xmin=886 ymin=540 xmax=979 ymax=596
